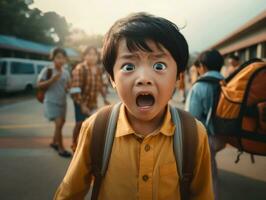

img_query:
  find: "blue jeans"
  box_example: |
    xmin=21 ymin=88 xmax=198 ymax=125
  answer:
xmin=73 ymin=102 xmax=88 ymax=122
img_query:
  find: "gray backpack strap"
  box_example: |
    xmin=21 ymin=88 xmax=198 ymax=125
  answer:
xmin=101 ymin=102 xmax=121 ymax=174
xmin=91 ymin=102 xmax=121 ymax=200
xmin=170 ymin=105 xmax=198 ymax=200
xmin=170 ymin=106 xmax=183 ymax=177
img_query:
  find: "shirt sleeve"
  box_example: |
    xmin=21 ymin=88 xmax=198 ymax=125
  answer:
xmin=53 ymin=114 xmax=97 ymax=200
xmin=190 ymin=120 xmax=214 ymax=200
xmin=97 ymin=68 xmax=104 ymax=92
xmin=71 ymin=65 xmax=83 ymax=104
xmin=37 ymin=67 xmax=48 ymax=82
xmin=186 ymin=83 xmax=205 ymax=120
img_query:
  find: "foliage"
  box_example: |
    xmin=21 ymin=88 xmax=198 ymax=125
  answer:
xmin=0 ymin=0 xmax=70 ymax=45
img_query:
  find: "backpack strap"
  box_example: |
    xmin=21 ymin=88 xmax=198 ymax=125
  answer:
xmin=90 ymin=102 xmax=121 ymax=200
xmin=91 ymin=104 xmax=197 ymax=200
xmin=195 ymin=76 xmax=222 ymax=135
xmin=47 ymin=67 xmax=53 ymax=80
xmin=170 ymin=105 xmax=198 ymax=200
xmin=196 ymin=76 xmax=221 ymax=84
xmin=40 ymin=67 xmax=53 ymax=89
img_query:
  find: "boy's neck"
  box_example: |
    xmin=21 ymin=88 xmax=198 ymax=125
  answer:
xmin=126 ymin=107 xmax=167 ymax=137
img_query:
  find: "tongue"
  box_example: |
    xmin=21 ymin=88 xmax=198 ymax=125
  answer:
xmin=136 ymin=95 xmax=155 ymax=107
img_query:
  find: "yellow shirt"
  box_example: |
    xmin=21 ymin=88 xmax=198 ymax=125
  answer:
xmin=54 ymin=104 xmax=214 ymax=200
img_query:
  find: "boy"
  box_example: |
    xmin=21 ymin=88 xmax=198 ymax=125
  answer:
xmin=70 ymin=46 xmax=109 ymax=152
xmin=227 ymin=54 xmax=240 ymax=76
xmin=55 ymin=13 xmax=213 ymax=200
xmin=185 ymin=49 xmax=225 ymax=200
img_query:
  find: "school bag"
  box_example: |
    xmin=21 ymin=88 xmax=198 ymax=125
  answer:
xmin=198 ymin=60 xmax=266 ymax=157
xmin=36 ymin=67 xmax=52 ymax=103
xmin=90 ymin=103 xmax=199 ymax=200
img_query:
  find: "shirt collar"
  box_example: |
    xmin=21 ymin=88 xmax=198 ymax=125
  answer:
xmin=115 ymin=104 xmax=175 ymax=138
xmin=203 ymin=71 xmax=224 ymax=79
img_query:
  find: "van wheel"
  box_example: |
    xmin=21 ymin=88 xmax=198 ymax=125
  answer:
xmin=25 ymin=84 xmax=33 ymax=93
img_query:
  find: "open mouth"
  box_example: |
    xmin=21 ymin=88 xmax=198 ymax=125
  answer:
xmin=136 ymin=93 xmax=155 ymax=107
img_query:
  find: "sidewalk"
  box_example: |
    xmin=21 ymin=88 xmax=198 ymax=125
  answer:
xmin=1 ymin=90 xmax=265 ymax=200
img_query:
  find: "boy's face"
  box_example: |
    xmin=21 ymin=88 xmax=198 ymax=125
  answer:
xmin=84 ymin=49 xmax=98 ymax=65
xmin=196 ymin=64 xmax=207 ymax=76
xmin=228 ymin=58 xmax=239 ymax=68
xmin=54 ymin=53 xmax=66 ymax=68
xmin=111 ymin=39 xmax=178 ymax=122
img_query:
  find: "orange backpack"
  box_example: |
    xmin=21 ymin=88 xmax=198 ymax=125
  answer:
xmin=213 ymin=60 xmax=266 ymax=156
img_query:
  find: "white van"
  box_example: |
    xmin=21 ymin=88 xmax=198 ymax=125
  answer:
xmin=0 ymin=57 xmax=52 ymax=92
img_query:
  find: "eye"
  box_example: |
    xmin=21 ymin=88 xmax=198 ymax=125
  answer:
xmin=153 ymin=62 xmax=166 ymax=71
xmin=121 ymin=63 xmax=135 ymax=72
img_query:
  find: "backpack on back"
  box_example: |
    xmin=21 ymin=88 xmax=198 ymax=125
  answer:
xmin=198 ymin=61 xmax=266 ymax=156
xmin=36 ymin=67 xmax=52 ymax=103
xmin=90 ymin=103 xmax=198 ymax=200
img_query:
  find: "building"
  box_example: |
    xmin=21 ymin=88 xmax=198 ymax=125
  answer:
xmin=0 ymin=34 xmax=80 ymax=61
xmin=210 ymin=10 xmax=266 ymax=62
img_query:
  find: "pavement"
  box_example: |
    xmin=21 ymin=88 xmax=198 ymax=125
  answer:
xmin=0 ymin=89 xmax=265 ymax=200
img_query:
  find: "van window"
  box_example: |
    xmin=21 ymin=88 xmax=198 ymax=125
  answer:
xmin=0 ymin=61 xmax=7 ymax=75
xmin=11 ymin=62 xmax=34 ymax=74
xmin=37 ymin=65 xmax=45 ymax=73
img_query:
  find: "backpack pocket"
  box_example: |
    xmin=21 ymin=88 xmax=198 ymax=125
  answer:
xmin=258 ymin=101 xmax=266 ymax=134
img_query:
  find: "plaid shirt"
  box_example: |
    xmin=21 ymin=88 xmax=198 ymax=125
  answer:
xmin=71 ymin=63 xmax=104 ymax=108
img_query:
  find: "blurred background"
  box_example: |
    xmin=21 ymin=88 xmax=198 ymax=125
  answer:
xmin=0 ymin=0 xmax=266 ymax=200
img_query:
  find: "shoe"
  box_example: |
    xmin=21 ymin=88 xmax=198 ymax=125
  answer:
xmin=50 ymin=143 xmax=59 ymax=151
xmin=58 ymin=150 xmax=72 ymax=158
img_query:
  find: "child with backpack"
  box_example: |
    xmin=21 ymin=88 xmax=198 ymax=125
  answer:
xmin=54 ymin=12 xmax=214 ymax=200
xmin=37 ymin=47 xmax=72 ymax=158
xmin=185 ymin=49 xmax=225 ymax=200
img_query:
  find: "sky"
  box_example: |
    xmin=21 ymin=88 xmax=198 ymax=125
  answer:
xmin=31 ymin=0 xmax=266 ymax=53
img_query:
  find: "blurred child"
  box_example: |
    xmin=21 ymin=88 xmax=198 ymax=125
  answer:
xmin=70 ymin=46 xmax=109 ymax=152
xmin=37 ymin=47 xmax=71 ymax=158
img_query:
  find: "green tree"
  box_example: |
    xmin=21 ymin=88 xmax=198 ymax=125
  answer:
xmin=0 ymin=0 xmax=70 ymax=45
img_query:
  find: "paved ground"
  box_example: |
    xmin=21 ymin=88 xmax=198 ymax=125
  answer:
xmin=0 ymin=89 xmax=265 ymax=200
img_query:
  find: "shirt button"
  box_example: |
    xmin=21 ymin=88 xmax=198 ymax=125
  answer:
xmin=144 ymin=144 xmax=151 ymax=152
xmin=142 ymin=175 xmax=149 ymax=182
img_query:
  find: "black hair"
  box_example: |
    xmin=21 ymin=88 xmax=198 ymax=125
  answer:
xmin=50 ymin=47 xmax=67 ymax=60
xmin=101 ymin=12 xmax=189 ymax=80
xmin=197 ymin=49 xmax=224 ymax=71
xmin=228 ymin=54 xmax=239 ymax=61
xmin=193 ymin=60 xmax=201 ymax=67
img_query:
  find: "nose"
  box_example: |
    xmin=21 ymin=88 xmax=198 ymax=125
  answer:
xmin=135 ymin=67 xmax=153 ymax=86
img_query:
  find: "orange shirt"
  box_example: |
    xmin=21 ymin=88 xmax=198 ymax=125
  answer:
xmin=54 ymin=104 xmax=214 ymax=200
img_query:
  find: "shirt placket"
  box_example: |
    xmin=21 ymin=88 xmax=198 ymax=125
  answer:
xmin=138 ymin=137 xmax=154 ymax=200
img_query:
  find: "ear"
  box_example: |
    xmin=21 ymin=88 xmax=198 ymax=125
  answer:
xmin=108 ymin=75 xmax=116 ymax=88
